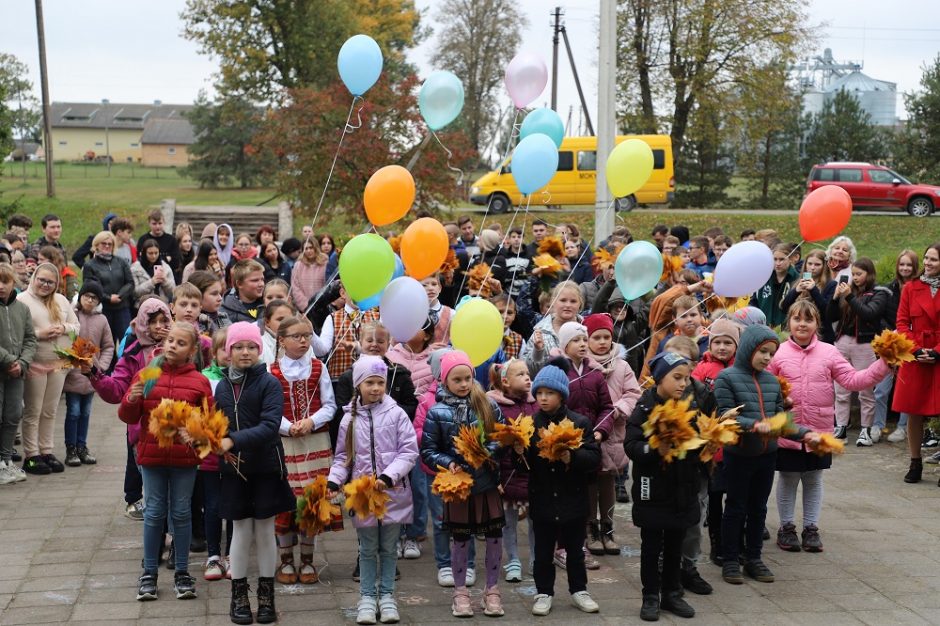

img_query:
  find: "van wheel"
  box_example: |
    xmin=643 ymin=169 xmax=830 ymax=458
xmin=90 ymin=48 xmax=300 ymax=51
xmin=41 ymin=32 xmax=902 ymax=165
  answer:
xmin=615 ymin=195 xmax=637 ymax=212
xmin=908 ymin=197 xmax=933 ymax=217
xmin=489 ymin=193 xmax=511 ymax=214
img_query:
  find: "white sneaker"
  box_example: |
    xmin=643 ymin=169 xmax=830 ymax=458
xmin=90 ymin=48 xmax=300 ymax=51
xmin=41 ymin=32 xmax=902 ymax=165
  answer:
xmin=856 ymin=428 xmax=873 ymax=447
xmin=395 ymin=541 xmax=404 ymax=558
xmin=888 ymin=428 xmax=907 ymax=443
xmin=402 ymin=539 xmax=420 ymax=559
xmin=571 ymin=590 xmax=599 ymax=613
xmin=532 ymin=593 xmax=553 ymax=616
xmin=10 ymin=464 xmax=26 ymax=482
xmin=357 ymin=596 xmax=378 ymax=625
xmin=466 ymin=567 xmax=476 ymax=587
xmin=925 ymin=450 xmax=940 ymax=464
xmin=870 ymin=427 xmax=882 ymax=443
xmin=378 ymin=594 xmax=399 ymax=624
xmin=437 ymin=567 xmax=454 ymax=587
xmin=0 ymin=461 xmax=16 ymax=485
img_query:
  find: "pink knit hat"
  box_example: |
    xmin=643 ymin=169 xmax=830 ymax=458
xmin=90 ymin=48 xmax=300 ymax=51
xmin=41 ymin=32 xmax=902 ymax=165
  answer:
xmin=353 ymin=355 xmax=388 ymax=388
xmin=225 ymin=321 xmax=263 ymax=356
xmin=440 ymin=350 xmax=473 ymax=382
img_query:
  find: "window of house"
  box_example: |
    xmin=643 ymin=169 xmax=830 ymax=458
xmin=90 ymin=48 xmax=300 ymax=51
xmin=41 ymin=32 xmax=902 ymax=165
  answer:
xmin=577 ymin=151 xmax=597 ymax=171
xmin=130 ymin=143 xmax=139 ymax=147
xmin=168 ymin=146 xmax=177 ymax=155
xmin=58 ymin=141 xmax=67 ymax=146
xmin=95 ymin=142 xmax=103 ymax=147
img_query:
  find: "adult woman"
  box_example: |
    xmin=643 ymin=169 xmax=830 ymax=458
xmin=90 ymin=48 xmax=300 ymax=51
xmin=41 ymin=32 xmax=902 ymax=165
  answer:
xmin=825 ymin=236 xmax=856 ymax=282
xmin=319 ymin=234 xmax=338 ymax=280
xmin=881 ymin=250 xmax=920 ymax=443
xmin=259 ymin=241 xmax=291 ymax=283
xmin=565 ymin=239 xmax=594 ymax=285
xmin=175 ymin=223 xmax=195 ymax=285
xmin=256 ymin=225 xmax=276 ymax=252
xmin=131 ymin=239 xmax=177 ymax=309
xmin=82 ymin=231 xmax=135 ymax=342
xmin=894 ymin=243 xmax=940 ymax=484
xmin=37 ymin=245 xmax=79 ymax=302
xmin=183 ymin=240 xmax=225 ymax=284
xmin=17 ymin=263 xmax=80 ymax=474
xmin=290 ymin=237 xmax=328 ymax=312
xmin=11 ymin=250 xmax=28 ymax=291
xmin=520 ymin=281 xmax=584 ymax=373
xmin=825 ymin=258 xmax=888 ymax=447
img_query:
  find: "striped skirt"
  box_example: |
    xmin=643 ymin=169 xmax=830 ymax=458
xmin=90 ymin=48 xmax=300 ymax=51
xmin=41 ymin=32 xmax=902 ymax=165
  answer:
xmin=274 ymin=431 xmax=344 ymax=536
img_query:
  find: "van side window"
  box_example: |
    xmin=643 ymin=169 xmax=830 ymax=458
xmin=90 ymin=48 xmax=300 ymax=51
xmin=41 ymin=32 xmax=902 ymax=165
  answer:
xmin=814 ymin=168 xmax=834 ymax=182
xmin=653 ymin=149 xmax=665 ymax=170
xmin=838 ymin=169 xmax=862 ymax=183
xmin=557 ymin=151 xmax=573 ymax=172
xmin=577 ymin=151 xmax=596 ymax=171
xmin=868 ymin=170 xmax=894 ymax=183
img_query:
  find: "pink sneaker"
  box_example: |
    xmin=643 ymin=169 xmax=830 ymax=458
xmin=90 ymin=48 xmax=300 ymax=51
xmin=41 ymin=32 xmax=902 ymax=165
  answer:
xmin=483 ymin=586 xmax=504 ymax=617
xmin=452 ymin=587 xmax=473 ymax=617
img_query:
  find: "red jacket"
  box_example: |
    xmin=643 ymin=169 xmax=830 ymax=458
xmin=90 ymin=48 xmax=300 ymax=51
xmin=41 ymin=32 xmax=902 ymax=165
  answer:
xmin=692 ymin=352 xmax=731 ymax=390
xmin=893 ymin=279 xmax=940 ymax=415
xmin=118 ymin=361 xmax=212 ymax=468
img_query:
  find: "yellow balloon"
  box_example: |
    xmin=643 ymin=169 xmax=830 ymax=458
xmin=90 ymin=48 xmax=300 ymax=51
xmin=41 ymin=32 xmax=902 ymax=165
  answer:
xmin=450 ymin=299 xmax=503 ymax=366
xmin=606 ymin=138 xmax=654 ymax=198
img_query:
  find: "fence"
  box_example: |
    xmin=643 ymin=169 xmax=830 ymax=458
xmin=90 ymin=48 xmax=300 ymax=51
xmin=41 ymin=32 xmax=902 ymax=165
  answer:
xmin=2 ymin=161 xmax=182 ymax=180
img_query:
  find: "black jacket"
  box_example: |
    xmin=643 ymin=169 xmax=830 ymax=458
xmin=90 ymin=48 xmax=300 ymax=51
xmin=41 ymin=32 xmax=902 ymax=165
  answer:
xmin=221 ymin=290 xmax=264 ymax=324
xmin=331 ymin=357 xmax=418 ymax=449
xmin=137 ymin=232 xmax=181 ymax=273
xmin=825 ymin=286 xmax=890 ymax=343
xmin=82 ymin=255 xmax=134 ymax=311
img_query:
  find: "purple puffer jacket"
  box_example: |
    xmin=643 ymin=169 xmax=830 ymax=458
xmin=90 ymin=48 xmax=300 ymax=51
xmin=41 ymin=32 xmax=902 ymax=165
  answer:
xmin=566 ymin=356 xmax=615 ymax=441
xmin=487 ymin=389 xmax=537 ymax=502
xmin=328 ymin=394 xmax=419 ymax=528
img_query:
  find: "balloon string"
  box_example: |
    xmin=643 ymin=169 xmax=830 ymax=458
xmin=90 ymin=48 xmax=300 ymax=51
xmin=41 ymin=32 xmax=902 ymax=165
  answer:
xmin=310 ymin=96 xmax=362 ymax=232
xmin=475 ymin=109 xmax=521 ymax=237
xmin=788 ymin=239 xmax=806 ymax=260
xmin=619 ymin=292 xmax=720 ymax=358
xmin=430 ymin=129 xmax=466 ymax=188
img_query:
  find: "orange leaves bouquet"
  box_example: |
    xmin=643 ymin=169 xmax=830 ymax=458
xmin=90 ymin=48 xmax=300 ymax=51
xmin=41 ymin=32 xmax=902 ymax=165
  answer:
xmin=183 ymin=400 xmax=229 ymax=459
xmin=696 ymin=412 xmax=741 ymax=464
xmin=871 ymin=329 xmax=916 ymax=367
xmin=591 ymin=244 xmax=623 ymax=275
xmin=643 ymin=398 xmax=705 ymax=463
xmin=537 ymin=236 xmax=564 ymax=258
xmin=536 ymin=418 xmax=583 ymax=462
xmin=489 ymin=415 xmax=535 ymax=449
xmin=54 ymin=333 xmax=99 ymax=369
xmin=343 ymin=474 xmax=391 ymax=521
xmin=148 ymin=398 xmax=197 ymax=448
xmin=431 ymin=465 xmax=474 ymax=503
xmin=532 ymin=254 xmax=563 ymax=278
xmin=808 ymin=432 xmax=845 ymax=457
xmin=757 ymin=412 xmax=799 ymax=438
xmin=453 ymin=423 xmax=493 ymax=469
xmin=295 ymin=476 xmax=341 ymax=535
xmin=776 ymin=376 xmax=792 ymax=403
xmin=465 ymin=263 xmax=496 ymax=298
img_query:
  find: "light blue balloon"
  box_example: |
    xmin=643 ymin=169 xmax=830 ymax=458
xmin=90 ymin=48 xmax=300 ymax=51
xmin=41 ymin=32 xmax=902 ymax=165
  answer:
xmin=356 ymin=291 xmax=383 ymax=311
xmin=510 ymin=134 xmax=559 ymax=195
xmin=393 ymin=254 xmax=405 ymax=280
xmin=419 ymin=71 xmax=464 ymax=131
xmin=519 ymin=107 xmax=565 ymax=148
xmin=614 ymin=241 xmax=664 ymax=300
xmin=337 ymin=34 xmax=383 ymax=97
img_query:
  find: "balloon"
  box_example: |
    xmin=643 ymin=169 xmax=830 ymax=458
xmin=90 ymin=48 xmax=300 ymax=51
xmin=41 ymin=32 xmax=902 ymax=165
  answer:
xmin=799 ymin=185 xmax=852 ymax=242
xmin=364 ymin=165 xmax=415 ymax=227
xmin=380 ymin=277 xmax=430 ymax=342
xmin=510 ymin=134 xmax=559 ymax=195
xmin=450 ymin=298 xmax=503 ymax=366
xmin=519 ymin=107 xmax=565 ymax=149
xmin=338 ymin=233 xmax=395 ymax=302
xmin=419 ymin=71 xmax=465 ymax=131
xmin=713 ymin=241 xmax=774 ymax=297
xmin=505 ymin=51 xmax=547 ymax=109
xmin=392 ymin=254 xmax=405 ymax=280
xmin=337 ymin=34 xmax=383 ymax=97
xmin=401 ymin=217 xmax=449 ymax=280
xmin=614 ymin=241 xmax=663 ymax=300
xmin=356 ymin=291 xmax=382 ymax=311
xmin=606 ymin=139 xmax=654 ymax=198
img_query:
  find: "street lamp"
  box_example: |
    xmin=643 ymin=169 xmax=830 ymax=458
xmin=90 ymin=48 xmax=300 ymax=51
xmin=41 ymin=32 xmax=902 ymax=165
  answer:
xmin=102 ymin=98 xmax=111 ymax=177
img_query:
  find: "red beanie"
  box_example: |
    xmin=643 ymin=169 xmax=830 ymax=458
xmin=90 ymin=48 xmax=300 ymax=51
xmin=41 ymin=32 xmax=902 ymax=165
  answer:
xmin=584 ymin=313 xmax=614 ymax=338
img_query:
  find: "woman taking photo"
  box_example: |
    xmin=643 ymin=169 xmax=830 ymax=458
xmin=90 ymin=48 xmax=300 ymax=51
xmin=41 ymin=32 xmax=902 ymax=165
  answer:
xmin=290 ymin=237 xmax=328 ymax=312
xmin=781 ymin=249 xmax=834 ymax=341
xmin=82 ymin=231 xmax=135 ymax=342
xmin=132 ymin=239 xmax=177 ymax=309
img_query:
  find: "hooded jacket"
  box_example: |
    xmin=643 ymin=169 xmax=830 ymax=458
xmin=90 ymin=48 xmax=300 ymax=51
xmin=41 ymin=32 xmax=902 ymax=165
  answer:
xmin=588 ymin=348 xmax=642 ymax=471
xmin=213 ymin=223 xmax=234 ymax=268
xmin=487 ymin=388 xmax=537 ymax=501
xmin=750 ymin=266 xmax=798 ymax=328
xmin=691 ymin=351 xmax=731 ymax=390
xmin=713 ymin=325 xmax=809 ymax=457
xmin=131 ymin=259 xmax=176 ymax=309
xmin=221 ymin=289 xmax=264 ymax=324
xmin=565 ymin=356 xmax=615 ymax=441
xmin=640 ymin=284 xmax=690 ymax=381
xmin=17 ymin=266 xmax=80 ymax=363
xmin=386 ymin=344 xmax=434 ymax=397
xmin=328 ymin=393 xmax=419 ymax=527
xmin=520 ymin=313 xmax=583 ymax=374
xmin=0 ymin=289 xmax=37 ymax=378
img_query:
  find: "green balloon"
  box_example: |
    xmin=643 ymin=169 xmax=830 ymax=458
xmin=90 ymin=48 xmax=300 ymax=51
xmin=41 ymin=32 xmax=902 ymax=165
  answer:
xmin=338 ymin=233 xmax=396 ymax=302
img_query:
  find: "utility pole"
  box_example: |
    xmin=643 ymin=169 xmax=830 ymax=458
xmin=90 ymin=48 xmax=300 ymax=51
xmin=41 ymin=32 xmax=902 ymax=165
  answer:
xmin=102 ymin=99 xmax=111 ymax=177
xmin=35 ymin=0 xmax=54 ymax=198
xmin=595 ymin=0 xmax=616 ymax=243
xmin=560 ymin=25 xmax=594 ymax=136
xmin=551 ymin=7 xmax=562 ymax=111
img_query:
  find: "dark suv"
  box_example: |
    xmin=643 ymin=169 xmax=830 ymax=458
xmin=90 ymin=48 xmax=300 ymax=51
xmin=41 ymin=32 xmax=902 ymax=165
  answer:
xmin=806 ymin=162 xmax=938 ymax=217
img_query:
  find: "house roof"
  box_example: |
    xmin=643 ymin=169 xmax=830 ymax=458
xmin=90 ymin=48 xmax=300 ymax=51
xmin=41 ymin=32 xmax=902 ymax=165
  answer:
xmin=50 ymin=102 xmax=193 ymax=130
xmin=141 ymin=118 xmax=195 ymax=145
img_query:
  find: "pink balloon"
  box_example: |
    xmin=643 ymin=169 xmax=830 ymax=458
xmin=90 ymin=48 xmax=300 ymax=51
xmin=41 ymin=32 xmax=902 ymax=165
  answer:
xmin=505 ymin=51 xmax=547 ymax=109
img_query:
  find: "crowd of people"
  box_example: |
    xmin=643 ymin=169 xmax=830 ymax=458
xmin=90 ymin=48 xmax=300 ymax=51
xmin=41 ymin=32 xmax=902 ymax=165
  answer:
xmin=0 ymin=207 xmax=938 ymax=624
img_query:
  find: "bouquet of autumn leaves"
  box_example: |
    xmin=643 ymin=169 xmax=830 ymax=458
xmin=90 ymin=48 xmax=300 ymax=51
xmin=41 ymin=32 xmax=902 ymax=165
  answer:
xmin=431 ymin=422 xmax=493 ymax=504
xmin=147 ymin=397 xmax=228 ymax=459
xmin=54 ymin=332 xmax=99 ymax=369
xmin=296 ymin=476 xmax=341 ymax=534
xmin=643 ymin=399 xmax=746 ymax=465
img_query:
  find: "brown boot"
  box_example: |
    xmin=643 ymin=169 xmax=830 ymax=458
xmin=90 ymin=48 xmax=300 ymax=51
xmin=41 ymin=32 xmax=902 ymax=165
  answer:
xmin=601 ymin=521 xmax=621 ymax=555
xmin=586 ymin=521 xmax=605 ymax=555
xmin=298 ymin=553 xmax=319 ymax=584
xmin=275 ymin=552 xmax=298 ymax=585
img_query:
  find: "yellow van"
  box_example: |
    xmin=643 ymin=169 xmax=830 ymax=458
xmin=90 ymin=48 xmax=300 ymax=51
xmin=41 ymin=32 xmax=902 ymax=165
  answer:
xmin=469 ymin=134 xmax=674 ymax=213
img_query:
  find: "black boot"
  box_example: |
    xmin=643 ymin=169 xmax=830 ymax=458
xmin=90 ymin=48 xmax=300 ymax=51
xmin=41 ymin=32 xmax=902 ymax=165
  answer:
xmin=708 ymin=527 xmax=723 ymax=566
xmin=905 ymin=458 xmax=923 ymax=483
xmin=230 ymin=577 xmax=253 ymax=625
xmin=256 ymin=577 xmax=276 ymax=624
xmin=661 ymin=589 xmax=695 ymax=618
xmin=640 ymin=593 xmax=660 ymax=621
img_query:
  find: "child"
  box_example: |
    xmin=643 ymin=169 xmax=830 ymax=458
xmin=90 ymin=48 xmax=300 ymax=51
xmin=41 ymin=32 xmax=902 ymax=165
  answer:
xmin=173 ymin=282 xmax=213 ymax=369
xmin=261 ymin=299 xmax=295 ymax=368
xmin=263 ymin=278 xmax=290 ymax=308
xmin=768 ymin=300 xmax=889 ymax=552
xmin=269 ymin=316 xmax=339 ymax=585
xmin=491 ymin=295 xmax=525 ymax=360
xmin=63 ymin=281 xmax=115 ymax=466
xmin=222 ymin=259 xmax=266 ymax=323
xmin=713 ymin=325 xmax=818 ymax=585
xmin=214 ymin=322 xmax=295 ymax=624
xmin=188 ymin=270 xmax=230 ymax=336
xmin=422 ymin=351 xmax=507 ymax=618
xmin=583 ymin=314 xmax=641 ymax=554
xmin=386 ymin=317 xmax=436 ymax=397
xmin=750 ymin=243 xmax=798 ymax=328
xmin=521 ymin=363 xmax=601 ymax=616
xmin=119 ymin=322 xmax=211 ymax=602
xmin=486 ymin=359 xmax=538 ymax=582
xmin=322 ymin=284 xmax=380 ymax=380
xmin=624 ymin=352 xmax=703 ymax=621
xmin=327 ymin=355 xmax=419 ymax=625
xmin=0 ymin=263 xmax=36 ymax=484
xmin=655 ymin=296 xmax=708 ymax=357
xmin=422 ymin=273 xmax=453 ymax=346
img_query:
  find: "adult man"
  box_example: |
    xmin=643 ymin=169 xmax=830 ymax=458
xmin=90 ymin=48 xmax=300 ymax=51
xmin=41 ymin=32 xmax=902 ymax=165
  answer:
xmin=685 ymin=236 xmax=715 ymax=277
xmin=136 ymin=209 xmax=180 ymax=271
xmin=457 ymin=215 xmax=481 ymax=261
xmin=651 ymin=224 xmax=669 ymax=250
xmin=29 ymin=214 xmax=65 ymax=260
xmin=525 ymin=218 xmax=549 ymax=257
xmin=301 ymin=224 xmax=314 ymax=241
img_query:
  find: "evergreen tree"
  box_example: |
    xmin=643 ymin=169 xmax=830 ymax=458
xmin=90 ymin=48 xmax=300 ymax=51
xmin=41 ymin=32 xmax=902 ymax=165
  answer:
xmin=672 ymin=99 xmax=733 ymax=208
xmin=897 ymin=54 xmax=940 ymax=182
xmin=803 ymin=89 xmax=884 ymax=168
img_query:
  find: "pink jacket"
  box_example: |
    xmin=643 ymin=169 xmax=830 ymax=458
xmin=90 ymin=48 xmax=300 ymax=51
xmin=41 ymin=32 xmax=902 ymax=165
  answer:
xmin=768 ymin=335 xmax=890 ymax=450
xmin=386 ymin=344 xmax=434 ymax=398
xmin=63 ymin=308 xmax=115 ymax=395
xmin=413 ymin=382 xmax=438 ymax=476
xmin=589 ymin=351 xmax=641 ymax=472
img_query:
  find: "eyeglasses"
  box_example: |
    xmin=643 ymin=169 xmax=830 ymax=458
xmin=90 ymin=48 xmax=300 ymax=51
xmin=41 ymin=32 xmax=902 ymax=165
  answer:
xmin=284 ymin=333 xmax=312 ymax=342
xmin=98 ymin=242 xmax=114 ymax=248
xmin=36 ymin=278 xmax=56 ymax=287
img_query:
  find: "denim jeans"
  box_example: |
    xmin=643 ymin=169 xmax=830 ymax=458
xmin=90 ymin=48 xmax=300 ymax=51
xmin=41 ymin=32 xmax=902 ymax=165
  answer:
xmin=873 ymin=371 xmax=893 ymax=430
xmin=404 ymin=464 xmax=428 ymax=540
xmin=64 ymin=392 xmax=93 ymax=448
xmin=358 ymin=523 xmax=401 ymax=598
xmin=140 ymin=465 xmax=197 ymax=573
xmin=426 ymin=480 xmax=475 ymax=570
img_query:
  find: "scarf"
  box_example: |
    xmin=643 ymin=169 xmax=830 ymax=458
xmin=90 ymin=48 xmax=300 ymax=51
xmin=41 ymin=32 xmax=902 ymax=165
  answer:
xmin=827 ymin=257 xmax=849 ymax=273
xmin=228 ymin=366 xmax=247 ymax=384
xmin=96 ymin=253 xmax=114 ymax=262
xmin=921 ymin=273 xmax=940 ymax=297
xmin=588 ymin=347 xmax=617 ymax=377
xmin=440 ymin=387 xmax=471 ymax=426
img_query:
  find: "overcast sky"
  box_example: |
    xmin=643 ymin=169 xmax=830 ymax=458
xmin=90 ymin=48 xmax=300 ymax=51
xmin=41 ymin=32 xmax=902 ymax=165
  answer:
xmin=3 ymin=0 xmax=939 ymax=127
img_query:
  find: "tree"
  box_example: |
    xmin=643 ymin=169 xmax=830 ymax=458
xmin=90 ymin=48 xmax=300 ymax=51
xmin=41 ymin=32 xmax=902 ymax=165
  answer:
xmin=180 ymin=94 xmax=272 ymax=188
xmin=181 ymin=0 xmax=421 ymax=101
xmin=429 ymin=0 xmax=527 ymax=159
xmin=897 ymin=55 xmax=940 ymax=183
xmin=803 ymin=89 xmax=884 ymax=168
xmin=0 ymin=53 xmax=34 ymax=161
xmin=672 ymin=96 xmax=734 ymax=207
xmin=252 ymin=75 xmax=475 ymax=221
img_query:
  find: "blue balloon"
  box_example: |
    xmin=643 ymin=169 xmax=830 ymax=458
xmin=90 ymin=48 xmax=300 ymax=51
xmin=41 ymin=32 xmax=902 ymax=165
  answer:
xmin=519 ymin=107 xmax=565 ymax=148
xmin=510 ymin=134 xmax=559 ymax=195
xmin=614 ymin=241 xmax=663 ymax=300
xmin=393 ymin=254 xmax=405 ymax=280
xmin=419 ymin=71 xmax=464 ymax=131
xmin=337 ymin=34 xmax=383 ymax=97
xmin=356 ymin=291 xmax=383 ymax=311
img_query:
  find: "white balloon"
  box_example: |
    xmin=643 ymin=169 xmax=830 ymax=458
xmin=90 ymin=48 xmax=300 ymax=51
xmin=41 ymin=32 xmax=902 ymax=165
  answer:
xmin=712 ymin=241 xmax=774 ymax=297
xmin=380 ymin=277 xmax=430 ymax=342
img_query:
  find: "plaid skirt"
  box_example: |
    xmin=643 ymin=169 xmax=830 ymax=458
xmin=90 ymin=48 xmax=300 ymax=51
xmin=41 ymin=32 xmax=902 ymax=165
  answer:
xmin=444 ymin=488 xmax=505 ymax=536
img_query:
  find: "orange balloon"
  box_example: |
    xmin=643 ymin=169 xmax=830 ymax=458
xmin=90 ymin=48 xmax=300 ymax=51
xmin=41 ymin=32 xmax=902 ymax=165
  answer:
xmin=364 ymin=165 xmax=416 ymax=227
xmin=799 ymin=185 xmax=852 ymax=242
xmin=401 ymin=217 xmax=448 ymax=280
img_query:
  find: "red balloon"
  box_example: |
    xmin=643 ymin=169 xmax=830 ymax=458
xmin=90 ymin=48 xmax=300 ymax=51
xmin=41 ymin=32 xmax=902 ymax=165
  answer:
xmin=799 ymin=186 xmax=852 ymax=242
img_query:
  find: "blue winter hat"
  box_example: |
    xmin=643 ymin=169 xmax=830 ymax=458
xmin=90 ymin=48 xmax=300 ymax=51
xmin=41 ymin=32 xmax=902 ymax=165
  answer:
xmin=648 ymin=351 xmax=691 ymax=383
xmin=532 ymin=365 xmax=570 ymax=400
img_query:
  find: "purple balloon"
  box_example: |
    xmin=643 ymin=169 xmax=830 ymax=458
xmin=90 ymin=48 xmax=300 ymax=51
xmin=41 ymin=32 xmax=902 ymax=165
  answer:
xmin=713 ymin=241 xmax=774 ymax=297
xmin=379 ymin=277 xmax=429 ymax=342
xmin=505 ymin=51 xmax=547 ymax=109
